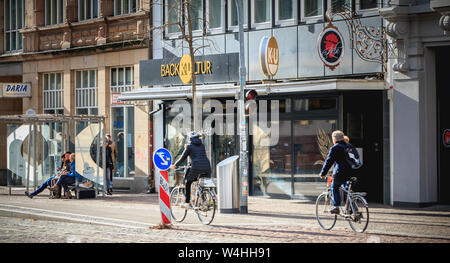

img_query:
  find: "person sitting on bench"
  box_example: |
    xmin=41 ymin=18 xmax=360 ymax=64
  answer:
xmin=50 ymin=153 xmax=83 ymax=199
xmin=25 ymin=153 xmax=69 ymax=199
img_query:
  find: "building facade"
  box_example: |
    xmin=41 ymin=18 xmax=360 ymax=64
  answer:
xmin=123 ymin=0 xmax=391 ymax=203
xmin=0 ymin=0 xmax=153 ymax=192
xmin=381 ymin=0 xmax=450 ymax=206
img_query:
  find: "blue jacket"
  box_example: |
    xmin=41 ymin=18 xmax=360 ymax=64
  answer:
xmin=67 ymin=161 xmax=83 ymax=181
xmin=320 ymin=141 xmax=352 ymax=179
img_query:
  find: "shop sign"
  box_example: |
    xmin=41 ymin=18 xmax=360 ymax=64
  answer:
xmin=1 ymin=83 xmax=32 ymax=98
xmin=111 ymin=93 xmax=124 ymax=105
xmin=443 ymin=129 xmax=450 ymax=148
xmin=160 ymin=54 xmax=212 ymax=85
xmin=259 ymin=36 xmax=279 ymax=77
xmin=317 ymin=23 xmax=345 ymax=70
xmin=140 ymin=53 xmax=239 ymax=86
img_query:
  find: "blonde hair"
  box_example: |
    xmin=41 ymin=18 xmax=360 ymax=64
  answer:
xmin=332 ymin=130 xmax=345 ymax=142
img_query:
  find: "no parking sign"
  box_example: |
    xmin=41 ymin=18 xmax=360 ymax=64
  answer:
xmin=153 ymin=148 xmax=173 ymax=225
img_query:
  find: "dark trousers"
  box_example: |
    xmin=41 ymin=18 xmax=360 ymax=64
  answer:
xmin=184 ymin=168 xmax=210 ymax=204
xmin=55 ymin=174 xmax=75 ymax=192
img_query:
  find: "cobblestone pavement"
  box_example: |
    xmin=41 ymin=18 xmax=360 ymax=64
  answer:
xmin=1 ymin=187 xmax=450 ymax=243
xmin=0 ymin=216 xmax=448 ymax=243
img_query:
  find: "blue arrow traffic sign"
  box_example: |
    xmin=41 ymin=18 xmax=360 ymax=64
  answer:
xmin=153 ymin=148 xmax=173 ymax=171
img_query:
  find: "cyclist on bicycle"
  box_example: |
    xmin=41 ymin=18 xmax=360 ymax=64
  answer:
xmin=170 ymin=131 xmax=211 ymax=209
xmin=319 ymin=130 xmax=356 ymax=215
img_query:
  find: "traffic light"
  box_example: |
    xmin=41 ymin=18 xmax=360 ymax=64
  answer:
xmin=245 ymin=89 xmax=257 ymax=101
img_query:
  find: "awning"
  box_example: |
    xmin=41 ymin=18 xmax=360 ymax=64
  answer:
xmin=118 ymin=79 xmax=386 ymax=101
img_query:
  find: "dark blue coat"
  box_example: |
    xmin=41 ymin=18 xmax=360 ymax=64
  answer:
xmin=174 ymin=137 xmax=211 ymax=179
xmin=320 ymin=141 xmax=354 ymax=179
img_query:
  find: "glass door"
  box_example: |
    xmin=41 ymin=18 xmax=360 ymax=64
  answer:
xmin=111 ymin=106 xmax=134 ymax=177
xmin=292 ymin=119 xmax=337 ymax=198
xmin=252 ymin=120 xmax=292 ymax=197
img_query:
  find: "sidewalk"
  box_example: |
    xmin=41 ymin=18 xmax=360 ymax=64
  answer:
xmin=1 ymin=187 xmax=450 ymax=242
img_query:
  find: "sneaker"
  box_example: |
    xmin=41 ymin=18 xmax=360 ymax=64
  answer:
xmin=181 ymin=203 xmax=191 ymax=209
xmin=24 ymin=191 xmax=33 ymax=199
xmin=329 ymin=206 xmax=340 ymax=214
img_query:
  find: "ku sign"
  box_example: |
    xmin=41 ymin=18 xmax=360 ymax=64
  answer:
xmin=1 ymin=83 xmax=32 ymax=98
xmin=259 ymin=36 xmax=279 ymax=78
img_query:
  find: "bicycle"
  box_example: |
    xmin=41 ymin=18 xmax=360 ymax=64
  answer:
xmin=315 ymin=176 xmax=369 ymax=233
xmin=169 ymin=166 xmax=217 ymax=225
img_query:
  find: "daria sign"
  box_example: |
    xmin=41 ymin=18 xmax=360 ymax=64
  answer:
xmin=318 ymin=23 xmax=345 ymax=70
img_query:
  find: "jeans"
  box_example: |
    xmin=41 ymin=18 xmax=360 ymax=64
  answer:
xmin=30 ymin=176 xmax=54 ymax=196
xmin=105 ymin=166 xmax=113 ymax=189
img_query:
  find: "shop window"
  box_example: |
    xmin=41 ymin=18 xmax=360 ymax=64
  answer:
xmin=293 ymin=98 xmax=337 ymax=112
xmin=275 ymin=0 xmax=297 ymax=25
xmin=45 ymin=0 xmax=64 ymax=25
xmin=43 ymin=72 xmax=64 ymax=114
xmin=78 ymin=0 xmax=98 ymax=21
xmin=114 ymin=0 xmax=140 ymax=16
xmin=75 ymin=69 xmax=98 ymax=115
xmin=251 ymin=0 xmax=271 ymax=27
xmin=4 ymin=0 xmax=24 ymax=53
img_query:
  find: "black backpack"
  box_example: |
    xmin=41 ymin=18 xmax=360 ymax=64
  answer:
xmin=344 ymin=144 xmax=362 ymax=169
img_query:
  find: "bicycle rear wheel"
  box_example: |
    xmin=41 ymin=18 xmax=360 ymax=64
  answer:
xmin=195 ymin=190 xmax=216 ymax=225
xmin=348 ymin=195 xmax=369 ymax=233
xmin=170 ymin=187 xmax=187 ymax=223
xmin=315 ymin=192 xmax=337 ymax=230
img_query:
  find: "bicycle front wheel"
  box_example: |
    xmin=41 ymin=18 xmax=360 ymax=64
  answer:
xmin=348 ymin=195 xmax=369 ymax=233
xmin=195 ymin=190 xmax=216 ymax=225
xmin=170 ymin=187 xmax=187 ymax=223
xmin=315 ymin=192 xmax=337 ymax=230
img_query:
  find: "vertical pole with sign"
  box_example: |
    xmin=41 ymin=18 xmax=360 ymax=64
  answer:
xmin=153 ymin=148 xmax=173 ymax=225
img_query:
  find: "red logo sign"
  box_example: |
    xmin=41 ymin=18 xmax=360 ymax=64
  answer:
xmin=444 ymin=129 xmax=450 ymax=148
xmin=318 ymin=23 xmax=344 ymax=70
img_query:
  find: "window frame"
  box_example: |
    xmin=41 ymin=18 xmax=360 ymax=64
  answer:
xmin=110 ymin=66 xmax=135 ymax=95
xmin=355 ymin=0 xmax=380 ymax=16
xmin=78 ymin=0 xmax=99 ymax=21
xmin=227 ymin=0 xmax=248 ymax=32
xmin=205 ymin=0 xmax=226 ymax=34
xmin=300 ymin=0 xmax=325 ymax=23
xmin=114 ymin=0 xmax=140 ymax=16
xmin=75 ymin=69 xmax=98 ymax=115
xmin=42 ymin=72 xmax=64 ymax=113
xmin=275 ymin=0 xmax=298 ymax=27
xmin=164 ymin=0 xmax=183 ymax=39
xmin=250 ymin=0 xmax=272 ymax=29
xmin=45 ymin=0 xmax=65 ymax=26
xmin=3 ymin=0 xmax=25 ymax=53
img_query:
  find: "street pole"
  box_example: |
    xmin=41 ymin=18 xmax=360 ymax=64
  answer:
xmin=235 ymin=0 xmax=248 ymax=214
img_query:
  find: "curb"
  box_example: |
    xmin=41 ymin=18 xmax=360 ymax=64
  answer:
xmin=0 ymin=204 xmax=153 ymax=229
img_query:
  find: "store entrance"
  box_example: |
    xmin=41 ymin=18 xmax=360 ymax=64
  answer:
xmin=436 ymin=46 xmax=450 ymax=204
xmin=343 ymin=91 xmax=384 ymax=203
